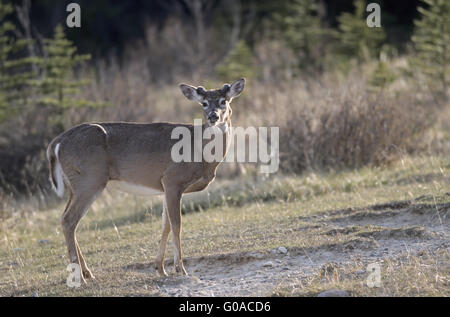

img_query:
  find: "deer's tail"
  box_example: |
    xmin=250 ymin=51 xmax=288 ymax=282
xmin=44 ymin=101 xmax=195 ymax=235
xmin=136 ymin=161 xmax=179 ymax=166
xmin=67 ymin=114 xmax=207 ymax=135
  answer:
xmin=46 ymin=141 xmax=65 ymax=198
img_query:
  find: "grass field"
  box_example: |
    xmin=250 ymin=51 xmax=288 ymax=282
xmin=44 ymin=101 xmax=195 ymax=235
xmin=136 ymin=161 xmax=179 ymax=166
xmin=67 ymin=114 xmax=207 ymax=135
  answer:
xmin=0 ymin=155 xmax=449 ymax=296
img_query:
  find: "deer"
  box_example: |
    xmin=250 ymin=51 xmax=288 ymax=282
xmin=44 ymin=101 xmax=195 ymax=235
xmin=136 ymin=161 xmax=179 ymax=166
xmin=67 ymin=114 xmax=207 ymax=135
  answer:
xmin=46 ymin=78 xmax=245 ymax=283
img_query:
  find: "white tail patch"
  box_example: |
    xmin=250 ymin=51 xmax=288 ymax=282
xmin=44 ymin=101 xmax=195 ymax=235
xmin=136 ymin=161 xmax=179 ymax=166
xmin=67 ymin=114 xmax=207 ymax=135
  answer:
xmin=52 ymin=143 xmax=65 ymax=198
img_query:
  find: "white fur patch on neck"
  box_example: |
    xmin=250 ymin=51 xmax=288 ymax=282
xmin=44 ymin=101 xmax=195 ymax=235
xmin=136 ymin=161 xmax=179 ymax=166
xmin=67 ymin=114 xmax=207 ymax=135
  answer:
xmin=216 ymin=122 xmax=228 ymax=133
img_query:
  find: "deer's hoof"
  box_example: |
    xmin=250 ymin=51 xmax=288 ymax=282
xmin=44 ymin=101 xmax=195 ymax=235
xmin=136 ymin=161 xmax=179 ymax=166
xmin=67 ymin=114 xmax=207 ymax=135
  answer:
xmin=174 ymin=264 xmax=188 ymax=276
xmin=83 ymin=269 xmax=95 ymax=280
xmin=158 ymin=268 xmax=168 ymax=277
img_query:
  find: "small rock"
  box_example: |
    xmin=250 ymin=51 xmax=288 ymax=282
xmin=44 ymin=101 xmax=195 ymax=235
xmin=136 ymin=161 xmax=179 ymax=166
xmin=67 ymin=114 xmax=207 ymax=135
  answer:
xmin=317 ymin=289 xmax=348 ymax=297
xmin=197 ymin=290 xmax=213 ymax=297
xmin=12 ymin=248 xmax=23 ymax=253
xmin=278 ymin=246 xmax=288 ymax=254
xmin=356 ymin=269 xmax=366 ymax=275
xmin=262 ymin=261 xmax=275 ymax=268
xmin=32 ymin=292 xmax=38 ymax=297
xmin=249 ymin=252 xmax=265 ymax=259
xmin=39 ymin=239 xmax=50 ymax=245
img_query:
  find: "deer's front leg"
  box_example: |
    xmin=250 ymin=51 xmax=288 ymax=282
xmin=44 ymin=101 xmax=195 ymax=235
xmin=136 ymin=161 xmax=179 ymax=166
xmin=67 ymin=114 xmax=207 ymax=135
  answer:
xmin=155 ymin=197 xmax=170 ymax=276
xmin=162 ymin=185 xmax=187 ymax=275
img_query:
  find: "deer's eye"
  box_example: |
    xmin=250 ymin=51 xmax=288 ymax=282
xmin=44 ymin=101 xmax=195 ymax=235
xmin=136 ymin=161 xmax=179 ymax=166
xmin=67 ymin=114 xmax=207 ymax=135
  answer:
xmin=202 ymin=102 xmax=208 ymax=108
xmin=220 ymin=100 xmax=226 ymax=105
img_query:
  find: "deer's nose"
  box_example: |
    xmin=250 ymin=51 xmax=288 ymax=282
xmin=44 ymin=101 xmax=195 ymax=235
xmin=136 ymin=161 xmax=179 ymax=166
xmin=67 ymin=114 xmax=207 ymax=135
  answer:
xmin=208 ymin=112 xmax=219 ymax=122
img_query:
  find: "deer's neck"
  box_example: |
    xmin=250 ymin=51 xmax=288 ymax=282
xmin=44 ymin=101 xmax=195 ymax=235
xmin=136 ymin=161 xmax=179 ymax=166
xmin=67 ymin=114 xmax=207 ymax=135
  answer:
xmin=202 ymin=118 xmax=232 ymax=167
xmin=220 ymin=117 xmax=232 ymax=155
xmin=223 ymin=120 xmax=232 ymax=158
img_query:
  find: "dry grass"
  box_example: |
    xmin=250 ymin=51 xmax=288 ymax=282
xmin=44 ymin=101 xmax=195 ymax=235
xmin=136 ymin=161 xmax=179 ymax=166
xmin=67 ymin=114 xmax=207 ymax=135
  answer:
xmin=272 ymin=249 xmax=450 ymax=297
xmin=0 ymin=155 xmax=448 ymax=296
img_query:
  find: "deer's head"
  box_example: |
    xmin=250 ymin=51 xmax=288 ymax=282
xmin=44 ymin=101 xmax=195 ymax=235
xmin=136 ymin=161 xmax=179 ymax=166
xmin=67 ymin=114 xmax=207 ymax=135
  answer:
xmin=180 ymin=78 xmax=245 ymax=127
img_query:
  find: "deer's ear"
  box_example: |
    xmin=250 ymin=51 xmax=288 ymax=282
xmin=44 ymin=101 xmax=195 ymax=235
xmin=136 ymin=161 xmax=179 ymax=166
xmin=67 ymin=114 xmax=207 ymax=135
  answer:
xmin=179 ymin=84 xmax=204 ymax=102
xmin=227 ymin=78 xmax=245 ymax=100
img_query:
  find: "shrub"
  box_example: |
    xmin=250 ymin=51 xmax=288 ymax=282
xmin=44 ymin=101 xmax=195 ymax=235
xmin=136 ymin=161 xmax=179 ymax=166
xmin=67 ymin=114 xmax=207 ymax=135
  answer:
xmin=278 ymin=79 xmax=433 ymax=173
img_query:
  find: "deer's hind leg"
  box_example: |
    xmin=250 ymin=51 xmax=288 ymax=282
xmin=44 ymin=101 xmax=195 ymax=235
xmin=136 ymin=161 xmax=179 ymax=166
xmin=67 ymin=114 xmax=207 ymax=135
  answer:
xmin=61 ymin=176 xmax=106 ymax=283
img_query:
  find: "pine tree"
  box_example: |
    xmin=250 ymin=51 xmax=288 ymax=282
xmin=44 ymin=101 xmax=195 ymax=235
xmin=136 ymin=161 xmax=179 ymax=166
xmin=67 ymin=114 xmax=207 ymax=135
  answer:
xmin=337 ymin=0 xmax=385 ymax=62
xmin=216 ymin=40 xmax=255 ymax=81
xmin=411 ymin=0 xmax=450 ymax=100
xmin=38 ymin=24 xmax=101 ymax=122
xmin=0 ymin=1 xmax=38 ymax=121
xmin=274 ymin=0 xmax=330 ymax=72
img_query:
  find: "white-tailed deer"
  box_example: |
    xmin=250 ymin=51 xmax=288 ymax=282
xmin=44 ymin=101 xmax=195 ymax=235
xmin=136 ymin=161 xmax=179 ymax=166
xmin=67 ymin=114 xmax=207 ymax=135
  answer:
xmin=46 ymin=78 xmax=245 ymax=282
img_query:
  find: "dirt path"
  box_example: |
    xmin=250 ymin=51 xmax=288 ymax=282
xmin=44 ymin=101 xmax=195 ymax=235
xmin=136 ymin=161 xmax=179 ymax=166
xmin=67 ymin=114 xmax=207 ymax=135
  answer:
xmin=124 ymin=198 xmax=449 ymax=296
